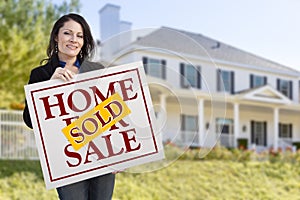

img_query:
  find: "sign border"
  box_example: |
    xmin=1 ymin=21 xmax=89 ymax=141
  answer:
xmin=30 ymin=68 xmax=159 ymax=182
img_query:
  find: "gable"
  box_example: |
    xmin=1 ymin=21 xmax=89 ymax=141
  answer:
xmin=254 ymin=89 xmax=282 ymax=99
xmin=239 ymin=85 xmax=291 ymax=104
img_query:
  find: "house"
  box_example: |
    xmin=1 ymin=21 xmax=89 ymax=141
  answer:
xmin=98 ymin=4 xmax=300 ymax=151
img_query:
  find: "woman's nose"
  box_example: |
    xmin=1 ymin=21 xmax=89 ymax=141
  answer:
xmin=70 ymin=34 xmax=78 ymax=42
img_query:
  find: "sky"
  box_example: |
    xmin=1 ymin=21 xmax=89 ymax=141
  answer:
xmin=52 ymin=0 xmax=300 ymax=70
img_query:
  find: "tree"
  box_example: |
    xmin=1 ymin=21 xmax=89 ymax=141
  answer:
xmin=0 ymin=0 xmax=80 ymax=109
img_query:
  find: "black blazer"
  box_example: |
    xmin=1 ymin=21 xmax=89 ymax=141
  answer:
xmin=23 ymin=55 xmax=104 ymax=129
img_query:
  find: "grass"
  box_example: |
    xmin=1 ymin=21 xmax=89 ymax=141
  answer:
xmin=1 ymin=158 xmax=300 ymax=200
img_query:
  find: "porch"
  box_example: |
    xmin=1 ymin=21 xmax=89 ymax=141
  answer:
xmin=150 ymin=82 xmax=300 ymax=151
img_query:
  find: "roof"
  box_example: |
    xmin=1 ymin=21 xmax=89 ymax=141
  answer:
xmin=131 ymin=27 xmax=300 ymax=76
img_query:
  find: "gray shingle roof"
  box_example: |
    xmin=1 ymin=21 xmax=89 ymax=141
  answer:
xmin=132 ymin=27 xmax=300 ymax=76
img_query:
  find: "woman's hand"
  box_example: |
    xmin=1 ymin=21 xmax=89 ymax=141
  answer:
xmin=51 ymin=67 xmax=74 ymax=81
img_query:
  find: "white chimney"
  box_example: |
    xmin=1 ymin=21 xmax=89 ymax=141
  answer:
xmin=99 ymin=4 xmax=132 ymax=62
xmin=99 ymin=4 xmax=121 ymax=41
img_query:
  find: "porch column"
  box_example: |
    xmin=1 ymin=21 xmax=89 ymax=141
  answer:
xmin=158 ymin=94 xmax=167 ymax=129
xmin=233 ymin=103 xmax=239 ymax=148
xmin=273 ymin=107 xmax=279 ymax=151
xmin=198 ymin=99 xmax=204 ymax=146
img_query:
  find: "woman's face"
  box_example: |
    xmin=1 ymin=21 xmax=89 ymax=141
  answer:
xmin=56 ymin=19 xmax=84 ymax=61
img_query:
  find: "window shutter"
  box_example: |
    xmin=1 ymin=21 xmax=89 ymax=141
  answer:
xmin=217 ymin=69 xmax=221 ymax=91
xmin=181 ymin=115 xmax=185 ymax=131
xmin=180 ymin=63 xmax=185 ymax=87
xmin=161 ymin=60 xmax=166 ymax=79
xmin=230 ymin=71 xmax=235 ymax=94
xmin=263 ymin=121 xmax=267 ymax=146
xmin=263 ymin=76 xmax=267 ymax=85
xmin=276 ymin=79 xmax=280 ymax=90
xmin=197 ymin=66 xmax=201 ymax=89
xmin=289 ymin=124 xmax=293 ymax=138
xmin=278 ymin=123 xmax=282 ymax=138
xmin=251 ymin=121 xmax=254 ymax=144
xmin=196 ymin=116 xmax=199 ymax=131
xmin=142 ymin=57 xmax=148 ymax=74
xmin=250 ymin=74 xmax=254 ymax=88
xmin=289 ymin=81 xmax=293 ymax=100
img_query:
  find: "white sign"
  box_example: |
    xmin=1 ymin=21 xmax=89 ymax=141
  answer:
xmin=24 ymin=61 xmax=164 ymax=189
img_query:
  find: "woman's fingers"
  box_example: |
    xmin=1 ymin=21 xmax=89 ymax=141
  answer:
xmin=62 ymin=69 xmax=74 ymax=81
xmin=51 ymin=67 xmax=74 ymax=81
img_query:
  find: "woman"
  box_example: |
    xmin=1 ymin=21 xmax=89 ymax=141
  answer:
xmin=23 ymin=13 xmax=115 ymax=200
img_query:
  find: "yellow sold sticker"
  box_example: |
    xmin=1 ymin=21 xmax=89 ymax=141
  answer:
xmin=62 ymin=93 xmax=131 ymax=151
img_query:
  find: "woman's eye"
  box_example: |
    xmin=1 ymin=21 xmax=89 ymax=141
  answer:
xmin=78 ymin=35 xmax=83 ymax=38
xmin=63 ymin=32 xmax=70 ymax=35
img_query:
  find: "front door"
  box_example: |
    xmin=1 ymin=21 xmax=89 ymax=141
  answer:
xmin=251 ymin=121 xmax=267 ymax=146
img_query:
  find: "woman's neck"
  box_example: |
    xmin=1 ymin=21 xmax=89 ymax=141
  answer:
xmin=57 ymin=54 xmax=77 ymax=67
xmin=57 ymin=54 xmax=79 ymax=74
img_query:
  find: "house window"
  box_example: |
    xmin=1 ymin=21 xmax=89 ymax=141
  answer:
xmin=216 ymin=118 xmax=233 ymax=134
xmin=181 ymin=115 xmax=198 ymax=131
xmin=277 ymin=79 xmax=293 ymax=99
xmin=251 ymin=121 xmax=267 ymax=146
xmin=142 ymin=57 xmax=166 ymax=79
xmin=216 ymin=118 xmax=234 ymax=147
xmin=217 ymin=70 xmax=234 ymax=94
xmin=180 ymin=63 xmax=201 ymax=89
xmin=279 ymin=123 xmax=292 ymax=138
xmin=181 ymin=115 xmax=199 ymax=146
xmin=250 ymin=74 xmax=267 ymax=88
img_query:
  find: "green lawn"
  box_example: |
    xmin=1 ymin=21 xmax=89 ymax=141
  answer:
xmin=1 ymin=159 xmax=300 ymax=200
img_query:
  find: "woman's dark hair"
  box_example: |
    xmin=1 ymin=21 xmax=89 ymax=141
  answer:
xmin=45 ymin=13 xmax=95 ymax=63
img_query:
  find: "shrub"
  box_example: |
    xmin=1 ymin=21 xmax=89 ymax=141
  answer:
xmin=237 ymin=138 xmax=248 ymax=149
xmin=163 ymin=143 xmax=300 ymax=164
xmin=292 ymin=142 xmax=300 ymax=150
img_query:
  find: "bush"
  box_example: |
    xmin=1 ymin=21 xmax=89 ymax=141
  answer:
xmin=163 ymin=143 xmax=300 ymax=164
xmin=292 ymin=142 xmax=300 ymax=150
xmin=237 ymin=138 xmax=248 ymax=149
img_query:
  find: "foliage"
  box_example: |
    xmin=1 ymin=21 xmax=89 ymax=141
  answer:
xmin=292 ymin=141 xmax=300 ymax=150
xmin=0 ymin=160 xmax=57 ymax=200
xmin=115 ymin=161 xmax=300 ymax=200
xmin=237 ymin=138 xmax=248 ymax=149
xmin=163 ymin=144 xmax=253 ymax=162
xmin=0 ymin=0 xmax=80 ymax=108
xmin=163 ymin=143 xmax=300 ymax=163
xmin=1 ymin=159 xmax=300 ymax=200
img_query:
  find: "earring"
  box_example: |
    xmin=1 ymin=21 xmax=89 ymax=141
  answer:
xmin=55 ymin=43 xmax=58 ymax=54
xmin=80 ymin=50 xmax=83 ymax=58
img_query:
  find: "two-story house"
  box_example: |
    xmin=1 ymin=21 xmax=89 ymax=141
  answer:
xmin=98 ymin=4 xmax=300 ymax=151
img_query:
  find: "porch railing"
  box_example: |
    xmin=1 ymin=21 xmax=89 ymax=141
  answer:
xmin=173 ymin=131 xmax=234 ymax=148
xmin=219 ymin=134 xmax=234 ymax=148
xmin=278 ymin=138 xmax=294 ymax=151
xmin=0 ymin=110 xmax=38 ymax=159
xmin=174 ymin=131 xmax=200 ymax=147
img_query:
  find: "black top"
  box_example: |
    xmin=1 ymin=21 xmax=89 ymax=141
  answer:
xmin=23 ymin=55 xmax=104 ymax=129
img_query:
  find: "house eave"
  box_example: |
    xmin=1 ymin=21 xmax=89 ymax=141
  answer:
xmin=124 ymin=44 xmax=300 ymax=78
